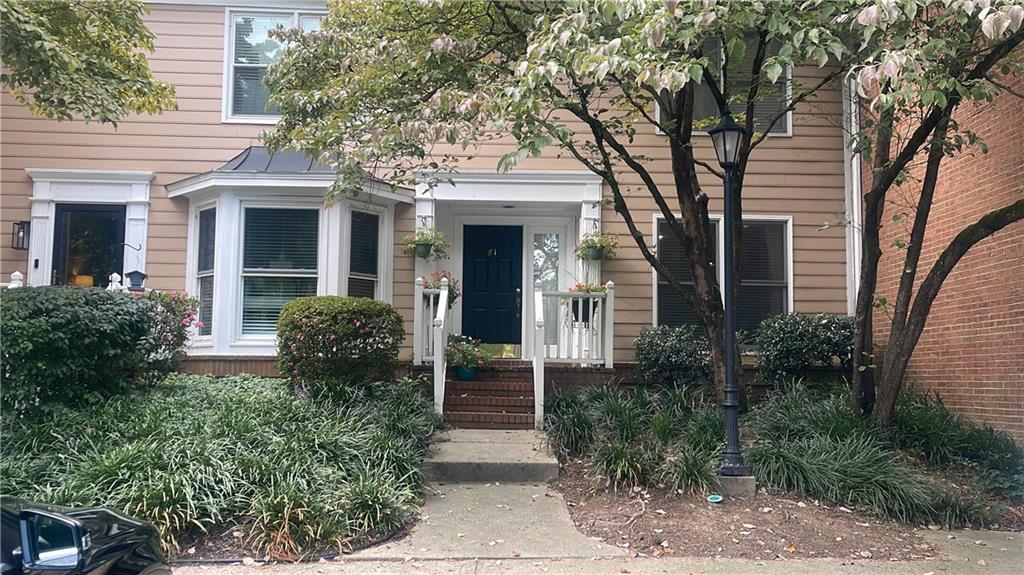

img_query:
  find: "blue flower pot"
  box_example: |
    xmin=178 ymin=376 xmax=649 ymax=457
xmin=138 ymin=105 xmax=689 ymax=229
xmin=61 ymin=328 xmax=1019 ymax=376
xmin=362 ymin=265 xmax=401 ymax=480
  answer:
xmin=456 ymin=366 xmax=477 ymax=381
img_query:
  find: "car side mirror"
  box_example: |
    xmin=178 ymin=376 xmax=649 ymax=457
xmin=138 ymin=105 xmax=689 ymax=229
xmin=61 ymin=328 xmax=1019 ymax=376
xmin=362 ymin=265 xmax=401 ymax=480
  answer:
xmin=18 ymin=510 xmax=88 ymax=571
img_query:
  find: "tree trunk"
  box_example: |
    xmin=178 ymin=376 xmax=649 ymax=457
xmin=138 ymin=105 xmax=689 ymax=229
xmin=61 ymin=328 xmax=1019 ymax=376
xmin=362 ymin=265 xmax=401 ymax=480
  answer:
xmin=871 ymin=199 xmax=1024 ymax=423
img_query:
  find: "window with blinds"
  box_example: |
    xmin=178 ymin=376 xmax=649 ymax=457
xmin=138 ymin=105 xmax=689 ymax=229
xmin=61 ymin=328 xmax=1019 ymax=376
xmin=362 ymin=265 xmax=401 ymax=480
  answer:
xmin=196 ymin=208 xmax=215 ymax=336
xmin=656 ymin=219 xmax=788 ymax=331
xmin=227 ymin=12 xmax=321 ymax=119
xmin=347 ymin=211 xmax=380 ymax=298
xmin=660 ymin=37 xmax=789 ymax=135
xmin=656 ymin=220 xmax=717 ymax=327
xmin=241 ymin=207 xmax=319 ymax=335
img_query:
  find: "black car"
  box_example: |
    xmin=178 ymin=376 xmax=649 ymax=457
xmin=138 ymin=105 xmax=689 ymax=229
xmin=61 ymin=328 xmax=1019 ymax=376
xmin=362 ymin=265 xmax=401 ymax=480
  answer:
xmin=0 ymin=499 xmax=169 ymax=575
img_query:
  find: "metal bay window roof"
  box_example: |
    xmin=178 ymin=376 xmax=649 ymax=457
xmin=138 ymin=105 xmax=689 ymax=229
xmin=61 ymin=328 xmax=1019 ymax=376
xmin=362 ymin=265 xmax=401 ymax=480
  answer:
xmin=167 ymin=146 xmax=412 ymax=203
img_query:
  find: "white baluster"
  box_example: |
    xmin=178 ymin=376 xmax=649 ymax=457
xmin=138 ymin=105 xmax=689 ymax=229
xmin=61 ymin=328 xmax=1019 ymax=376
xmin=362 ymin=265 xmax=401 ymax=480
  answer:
xmin=603 ymin=281 xmax=615 ymax=368
xmin=414 ymin=277 xmax=425 ymax=365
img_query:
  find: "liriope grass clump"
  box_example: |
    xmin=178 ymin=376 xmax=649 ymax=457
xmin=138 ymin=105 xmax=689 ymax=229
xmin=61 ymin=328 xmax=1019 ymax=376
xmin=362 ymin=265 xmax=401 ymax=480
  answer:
xmin=545 ymin=383 xmax=722 ymax=493
xmin=0 ymin=373 xmax=440 ymax=559
xmin=748 ymin=433 xmax=932 ymax=521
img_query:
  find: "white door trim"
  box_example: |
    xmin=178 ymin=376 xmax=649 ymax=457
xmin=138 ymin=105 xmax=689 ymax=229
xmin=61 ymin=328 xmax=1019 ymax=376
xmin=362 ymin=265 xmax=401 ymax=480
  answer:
xmin=24 ymin=169 xmax=153 ymax=287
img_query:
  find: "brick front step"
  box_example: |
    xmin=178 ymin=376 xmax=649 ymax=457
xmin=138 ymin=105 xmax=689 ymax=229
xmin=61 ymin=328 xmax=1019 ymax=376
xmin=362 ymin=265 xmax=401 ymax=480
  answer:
xmin=444 ymin=410 xmax=534 ymax=429
xmin=446 ymin=380 xmax=534 ymax=394
xmin=444 ymin=395 xmax=534 ymax=413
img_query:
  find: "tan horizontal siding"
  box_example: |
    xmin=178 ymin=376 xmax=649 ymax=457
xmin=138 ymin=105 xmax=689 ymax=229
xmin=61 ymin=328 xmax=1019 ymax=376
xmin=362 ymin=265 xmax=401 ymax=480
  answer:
xmin=0 ymin=3 xmax=851 ymax=363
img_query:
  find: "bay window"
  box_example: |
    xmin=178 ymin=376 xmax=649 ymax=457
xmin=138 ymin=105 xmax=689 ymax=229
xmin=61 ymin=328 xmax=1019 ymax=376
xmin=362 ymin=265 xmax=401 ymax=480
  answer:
xmin=241 ymin=207 xmax=319 ymax=335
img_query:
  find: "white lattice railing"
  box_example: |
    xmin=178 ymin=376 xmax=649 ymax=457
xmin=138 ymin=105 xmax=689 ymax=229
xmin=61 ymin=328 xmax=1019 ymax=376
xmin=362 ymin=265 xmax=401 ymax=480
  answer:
xmin=413 ymin=276 xmax=450 ymax=415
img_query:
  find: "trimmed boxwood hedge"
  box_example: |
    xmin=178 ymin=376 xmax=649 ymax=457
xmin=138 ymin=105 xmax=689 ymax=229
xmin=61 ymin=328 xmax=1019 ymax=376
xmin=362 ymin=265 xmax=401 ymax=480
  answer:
xmin=1 ymin=286 xmax=155 ymax=410
xmin=277 ymin=296 xmax=404 ymax=392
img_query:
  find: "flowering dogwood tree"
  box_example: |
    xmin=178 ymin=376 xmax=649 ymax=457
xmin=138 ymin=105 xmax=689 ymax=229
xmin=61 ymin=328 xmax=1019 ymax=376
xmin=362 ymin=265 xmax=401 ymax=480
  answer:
xmin=846 ymin=0 xmax=1023 ymax=423
xmin=265 ymin=0 xmax=1023 ymax=418
xmin=265 ymin=0 xmax=849 ymax=393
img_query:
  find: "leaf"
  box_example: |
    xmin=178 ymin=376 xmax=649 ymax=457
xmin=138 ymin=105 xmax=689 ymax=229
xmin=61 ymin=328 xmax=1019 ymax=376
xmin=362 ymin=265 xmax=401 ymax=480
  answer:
xmin=765 ymin=62 xmax=784 ymax=83
xmin=784 ymin=543 xmax=796 ymax=553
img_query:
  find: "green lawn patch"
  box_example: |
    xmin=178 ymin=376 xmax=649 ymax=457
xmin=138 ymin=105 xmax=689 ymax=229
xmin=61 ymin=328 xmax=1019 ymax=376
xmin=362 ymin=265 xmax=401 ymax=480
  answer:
xmin=0 ymin=373 xmax=441 ymax=560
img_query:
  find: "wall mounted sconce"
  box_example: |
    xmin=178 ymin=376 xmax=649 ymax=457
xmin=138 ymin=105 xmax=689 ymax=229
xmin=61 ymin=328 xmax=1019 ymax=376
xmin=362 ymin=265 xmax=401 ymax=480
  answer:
xmin=11 ymin=221 xmax=29 ymax=250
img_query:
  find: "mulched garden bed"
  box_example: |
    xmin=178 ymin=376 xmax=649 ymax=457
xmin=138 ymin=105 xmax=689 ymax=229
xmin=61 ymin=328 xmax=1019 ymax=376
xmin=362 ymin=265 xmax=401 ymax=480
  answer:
xmin=552 ymin=460 xmax=938 ymax=561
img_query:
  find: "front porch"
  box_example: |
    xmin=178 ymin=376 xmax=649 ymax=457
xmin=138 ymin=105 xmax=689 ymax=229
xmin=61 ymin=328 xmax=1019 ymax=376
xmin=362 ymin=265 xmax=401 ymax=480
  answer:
xmin=410 ymin=172 xmax=616 ymax=429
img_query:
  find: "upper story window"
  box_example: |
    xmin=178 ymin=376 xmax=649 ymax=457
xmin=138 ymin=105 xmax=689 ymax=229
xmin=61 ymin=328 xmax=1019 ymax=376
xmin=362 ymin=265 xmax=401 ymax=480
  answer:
xmin=225 ymin=10 xmax=321 ymax=123
xmin=659 ymin=37 xmax=791 ymax=136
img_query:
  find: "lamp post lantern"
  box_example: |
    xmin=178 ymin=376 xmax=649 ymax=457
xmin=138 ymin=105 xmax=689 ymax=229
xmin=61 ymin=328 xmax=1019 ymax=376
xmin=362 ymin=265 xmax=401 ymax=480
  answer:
xmin=709 ymin=113 xmax=750 ymax=477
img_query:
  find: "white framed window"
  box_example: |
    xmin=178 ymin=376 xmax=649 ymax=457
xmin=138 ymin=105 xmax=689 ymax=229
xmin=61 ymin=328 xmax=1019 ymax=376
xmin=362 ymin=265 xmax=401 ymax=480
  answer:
xmin=653 ymin=215 xmax=792 ymax=331
xmin=196 ymin=206 xmax=216 ymax=337
xmin=346 ymin=209 xmax=381 ymax=298
xmin=223 ymin=9 xmax=322 ymax=123
xmin=240 ymin=206 xmax=320 ymax=335
xmin=656 ymin=37 xmax=792 ymax=137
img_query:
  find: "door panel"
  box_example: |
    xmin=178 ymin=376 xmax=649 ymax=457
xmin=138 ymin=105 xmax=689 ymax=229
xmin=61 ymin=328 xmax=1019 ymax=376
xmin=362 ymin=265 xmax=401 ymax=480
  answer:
xmin=51 ymin=204 xmax=127 ymax=287
xmin=462 ymin=225 xmax=523 ymax=344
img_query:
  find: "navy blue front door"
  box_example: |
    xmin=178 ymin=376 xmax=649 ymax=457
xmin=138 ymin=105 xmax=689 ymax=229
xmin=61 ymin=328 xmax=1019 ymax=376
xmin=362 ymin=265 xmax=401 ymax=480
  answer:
xmin=462 ymin=225 xmax=523 ymax=344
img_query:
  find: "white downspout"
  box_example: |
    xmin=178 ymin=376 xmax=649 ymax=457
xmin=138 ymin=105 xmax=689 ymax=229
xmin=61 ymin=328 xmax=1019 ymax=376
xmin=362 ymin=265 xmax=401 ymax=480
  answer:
xmin=842 ymin=77 xmax=864 ymax=315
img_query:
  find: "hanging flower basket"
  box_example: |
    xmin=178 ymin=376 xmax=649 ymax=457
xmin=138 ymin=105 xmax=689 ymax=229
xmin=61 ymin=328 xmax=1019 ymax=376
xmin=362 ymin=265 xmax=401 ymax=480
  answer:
xmin=584 ymin=246 xmax=605 ymax=261
xmin=414 ymin=243 xmax=433 ymax=258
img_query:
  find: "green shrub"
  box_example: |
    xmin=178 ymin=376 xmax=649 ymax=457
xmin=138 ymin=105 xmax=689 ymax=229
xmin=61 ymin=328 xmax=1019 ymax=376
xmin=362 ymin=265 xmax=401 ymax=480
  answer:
xmin=754 ymin=313 xmax=854 ymax=383
xmin=658 ymin=443 xmax=720 ymax=495
xmin=139 ymin=290 xmax=200 ymax=375
xmin=680 ymin=404 xmax=725 ymax=452
xmin=745 ymin=383 xmax=865 ymax=442
xmin=0 ymin=286 xmax=155 ymax=411
xmin=0 ymin=374 xmax=438 ymax=558
xmin=277 ymin=296 xmax=404 ymax=390
xmin=748 ymin=433 xmax=931 ymax=521
xmin=634 ymin=325 xmax=712 ymax=386
xmin=591 ymin=440 xmax=660 ymax=490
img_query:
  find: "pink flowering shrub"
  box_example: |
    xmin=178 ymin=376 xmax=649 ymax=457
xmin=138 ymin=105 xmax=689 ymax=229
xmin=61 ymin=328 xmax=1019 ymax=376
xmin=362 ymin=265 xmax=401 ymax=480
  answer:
xmin=140 ymin=290 xmax=200 ymax=375
xmin=277 ymin=296 xmax=404 ymax=395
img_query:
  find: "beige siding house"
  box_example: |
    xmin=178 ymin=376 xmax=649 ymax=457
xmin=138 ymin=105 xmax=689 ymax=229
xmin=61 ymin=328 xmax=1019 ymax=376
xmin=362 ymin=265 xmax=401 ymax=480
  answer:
xmin=0 ymin=0 xmax=859 ymax=371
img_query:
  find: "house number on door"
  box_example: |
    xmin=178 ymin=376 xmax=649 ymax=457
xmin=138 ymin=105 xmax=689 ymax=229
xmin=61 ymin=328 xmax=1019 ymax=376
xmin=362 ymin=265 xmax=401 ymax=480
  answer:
xmin=488 ymin=248 xmax=497 ymax=256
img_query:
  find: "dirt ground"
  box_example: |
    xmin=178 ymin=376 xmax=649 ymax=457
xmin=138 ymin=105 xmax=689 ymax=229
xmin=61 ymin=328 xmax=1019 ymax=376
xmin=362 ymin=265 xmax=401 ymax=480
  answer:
xmin=551 ymin=461 xmax=939 ymax=561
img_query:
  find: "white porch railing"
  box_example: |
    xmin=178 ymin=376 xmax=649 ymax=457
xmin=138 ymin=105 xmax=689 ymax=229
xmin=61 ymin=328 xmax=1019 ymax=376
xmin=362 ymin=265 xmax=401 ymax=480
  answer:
xmin=531 ymin=280 xmax=615 ymax=429
xmin=413 ymin=277 xmax=450 ymax=415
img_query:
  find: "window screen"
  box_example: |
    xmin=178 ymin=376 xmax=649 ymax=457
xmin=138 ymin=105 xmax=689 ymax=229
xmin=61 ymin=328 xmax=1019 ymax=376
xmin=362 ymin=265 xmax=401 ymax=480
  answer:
xmin=656 ymin=220 xmax=717 ymax=327
xmin=241 ymin=207 xmax=319 ymax=335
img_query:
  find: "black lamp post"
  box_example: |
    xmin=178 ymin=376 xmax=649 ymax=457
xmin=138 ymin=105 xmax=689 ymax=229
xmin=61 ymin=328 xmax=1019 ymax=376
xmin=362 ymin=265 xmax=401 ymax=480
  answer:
xmin=708 ymin=113 xmax=750 ymax=477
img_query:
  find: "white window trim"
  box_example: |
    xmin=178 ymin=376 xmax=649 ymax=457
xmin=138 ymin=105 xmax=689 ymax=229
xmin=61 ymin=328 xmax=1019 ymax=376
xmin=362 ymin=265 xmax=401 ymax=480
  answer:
xmin=221 ymin=7 xmax=325 ymax=124
xmin=651 ymin=213 xmax=794 ymax=327
xmin=342 ymin=202 xmax=395 ymax=302
xmin=23 ymin=169 xmax=152 ymax=287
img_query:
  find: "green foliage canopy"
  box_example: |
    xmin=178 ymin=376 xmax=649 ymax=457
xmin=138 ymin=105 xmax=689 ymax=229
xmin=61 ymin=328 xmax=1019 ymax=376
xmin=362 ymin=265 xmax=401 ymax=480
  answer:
xmin=1 ymin=0 xmax=176 ymax=125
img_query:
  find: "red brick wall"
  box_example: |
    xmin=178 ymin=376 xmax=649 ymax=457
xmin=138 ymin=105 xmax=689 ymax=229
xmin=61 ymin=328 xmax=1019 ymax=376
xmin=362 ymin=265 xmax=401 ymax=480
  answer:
xmin=871 ymin=72 xmax=1024 ymax=441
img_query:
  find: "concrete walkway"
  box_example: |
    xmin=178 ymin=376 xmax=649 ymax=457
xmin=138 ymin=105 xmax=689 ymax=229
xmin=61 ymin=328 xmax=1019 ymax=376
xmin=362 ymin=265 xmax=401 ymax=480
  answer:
xmin=360 ymin=482 xmax=623 ymax=560
xmin=176 ymin=529 xmax=1022 ymax=574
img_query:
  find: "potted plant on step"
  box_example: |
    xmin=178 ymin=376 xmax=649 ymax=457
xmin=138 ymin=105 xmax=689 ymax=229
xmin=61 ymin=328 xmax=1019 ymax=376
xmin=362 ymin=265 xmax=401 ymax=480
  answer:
xmin=423 ymin=270 xmax=461 ymax=309
xmin=566 ymin=282 xmax=606 ymax=324
xmin=403 ymin=226 xmax=451 ymax=260
xmin=574 ymin=231 xmax=618 ymax=261
xmin=447 ymin=334 xmax=490 ymax=381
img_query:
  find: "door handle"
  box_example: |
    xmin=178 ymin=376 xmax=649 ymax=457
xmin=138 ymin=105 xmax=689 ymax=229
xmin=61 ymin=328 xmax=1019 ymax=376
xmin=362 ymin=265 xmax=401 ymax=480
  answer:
xmin=515 ymin=288 xmax=522 ymax=317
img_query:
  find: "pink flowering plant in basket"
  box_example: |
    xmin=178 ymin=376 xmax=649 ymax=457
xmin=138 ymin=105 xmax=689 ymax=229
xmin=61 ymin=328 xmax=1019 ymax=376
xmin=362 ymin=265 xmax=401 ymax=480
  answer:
xmin=423 ymin=270 xmax=461 ymax=308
